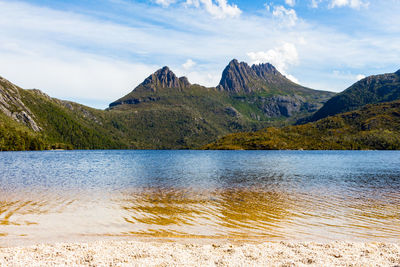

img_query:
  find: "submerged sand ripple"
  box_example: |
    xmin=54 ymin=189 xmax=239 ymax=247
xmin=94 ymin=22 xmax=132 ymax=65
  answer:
xmin=0 ymin=241 xmax=399 ymax=266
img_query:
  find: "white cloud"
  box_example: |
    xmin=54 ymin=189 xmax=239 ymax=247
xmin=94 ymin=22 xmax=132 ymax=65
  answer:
xmin=310 ymin=0 xmax=369 ymax=9
xmin=310 ymin=0 xmax=323 ymax=8
xmin=356 ymin=74 xmax=366 ymax=80
xmin=247 ymin=43 xmax=299 ymax=83
xmin=329 ymin=0 xmax=369 ymax=9
xmin=182 ymin=59 xmax=196 ymax=70
xmin=332 ymin=70 xmax=367 ymax=83
xmin=0 ymin=0 xmax=398 ymax=104
xmin=330 ymin=0 xmax=347 ymax=7
xmin=180 ymin=71 xmax=220 ymax=86
xmin=285 ymin=0 xmax=296 ymax=7
xmin=0 ymin=50 xmax=156 ymax=108
xmin=154 ymin=0 xmax=177 ymax=7
xmin=272 ymin=5 xmax=298 ymax=27
xmin=185 ymin=0 xmax=241 ymax=19
xmin=298 ymin=36 xmax=307 ymax=45
xmin=286 ymin=74 xmax=299 ymax=83
xmin=185 ymin=0 xmax=200 ymax=7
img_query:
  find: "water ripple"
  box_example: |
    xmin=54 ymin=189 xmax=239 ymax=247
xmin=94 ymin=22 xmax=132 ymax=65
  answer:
xmin=0 ymin=150 xmax=399 ymax=244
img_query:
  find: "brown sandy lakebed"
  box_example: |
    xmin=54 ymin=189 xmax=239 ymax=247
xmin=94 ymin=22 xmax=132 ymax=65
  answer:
xmin=0 ymin=240 xmax=399 ymax=266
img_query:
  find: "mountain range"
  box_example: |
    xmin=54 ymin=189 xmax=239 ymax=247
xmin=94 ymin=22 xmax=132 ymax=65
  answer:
xmin=1 ymin=59 xmax=399 ymax=151
xmin=110 ymin=59 xmax=333 ymax=119
xmin=307 ymin=69 xmax=400 ymax=122
xmin=206 ymin=69 xmax=400 ymax=150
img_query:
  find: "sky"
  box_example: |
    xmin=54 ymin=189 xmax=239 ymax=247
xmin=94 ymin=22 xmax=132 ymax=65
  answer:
xmin=0 ymin=0 xmax=399 ymax=109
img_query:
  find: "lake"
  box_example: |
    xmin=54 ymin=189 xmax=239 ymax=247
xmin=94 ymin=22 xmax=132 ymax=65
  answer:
xmin=0 ymin=150 xmax=399 ymax=245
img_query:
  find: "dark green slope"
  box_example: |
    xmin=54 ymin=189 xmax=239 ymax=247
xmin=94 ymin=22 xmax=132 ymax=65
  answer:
xmin=109 ymin=82 xmax=264 ymax=149
xmin=0 ymin=76 xmax=130 ymax=150
xmin=309 ymin=69 xmax=400 ymax=122
xmin=0 ymin=112 xmax=46 ymax=151
xmin=1 ymin=73 xmax=255 ymax=150
xmin=19 ymin=90 xmax=129 ymax=149
xmin=204 ymin=100 xmax=400 ymax=150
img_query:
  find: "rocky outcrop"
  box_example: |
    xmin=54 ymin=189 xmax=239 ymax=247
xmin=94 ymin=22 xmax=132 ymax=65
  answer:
xmin=30 ymin=89 xmax=52 ymax=101
xmin=142 ymin=66 xmax=190 ymax=91
xmin=260 ymin=95 xmax=304 ymax=117
xmin=224 ymin=106 xmax=240 ymax=117
xmin=252 ymin=63 xmax=287 ymax=85
xmin=240 ymin=95 xmax=307 ymax=119
xmin=0 ymin=76 xmax=41 ymax=131
xmin=109 ymin=96 xmax=161 ymax=108
xmin=218 ymin=59 xmax=289 ymax=93
xmin=110 ymin=60 xmax=333 ymax=116
xmin=109 ymin=67 xmax=191 ymax=107
xmin=218 ymin=59 xmax=255 ymax=93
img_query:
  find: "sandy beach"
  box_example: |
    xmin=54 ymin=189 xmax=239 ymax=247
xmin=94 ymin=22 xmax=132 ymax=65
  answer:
xmin=0 ymin=240 xmax=399 ymax=266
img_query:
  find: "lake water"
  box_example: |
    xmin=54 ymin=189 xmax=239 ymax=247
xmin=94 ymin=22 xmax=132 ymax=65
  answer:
xmin=0 ymin=150 xmax=399 ymax=245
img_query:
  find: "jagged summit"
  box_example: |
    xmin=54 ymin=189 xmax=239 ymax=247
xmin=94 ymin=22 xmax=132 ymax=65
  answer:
xmin=218 ymin=59 xmax=294 ymax=93
xmin=141 ymin=66 xmax=190 ymax=90
xmin=109 ymin=59 xmax=334 ymax=112
xmin=218 ymin=60 xmax=253 ymax=93
xmin=252 ymin=62 xmax=281 ymax=78
xmin=396 ymin=69 xmax=400 ymax=75
xmin=109 ymin=66 xmax=191 ymax=107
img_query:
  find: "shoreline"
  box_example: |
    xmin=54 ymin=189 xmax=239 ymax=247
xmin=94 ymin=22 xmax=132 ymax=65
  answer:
xmin=1 ymin=240 xmax=399 ymax=266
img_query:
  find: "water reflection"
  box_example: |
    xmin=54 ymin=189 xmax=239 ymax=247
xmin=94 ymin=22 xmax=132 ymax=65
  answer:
xmin=0 ymin=150 xmax=399 ymax=244
xmin=118 ymin=188 xmax=292 ymax=238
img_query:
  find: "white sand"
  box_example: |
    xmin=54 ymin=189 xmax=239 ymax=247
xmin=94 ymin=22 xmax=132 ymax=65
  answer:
xmin=0 ymin=240 xmax=399 ymax=266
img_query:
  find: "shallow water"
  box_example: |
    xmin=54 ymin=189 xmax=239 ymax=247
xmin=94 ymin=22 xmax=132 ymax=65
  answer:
xmin=0 ymin=150 xmax=399 ymax=245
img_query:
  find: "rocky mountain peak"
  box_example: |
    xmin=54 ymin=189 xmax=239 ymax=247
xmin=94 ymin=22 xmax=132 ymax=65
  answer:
xmin=179 ymin=76 xmax=190 ymax=87
xmin=142 ymin=66 xmax=190 ymax=90
xmin=218 ymin=59 xmax=254 ymax=93
xmin=227 ymin=59 xmax=240 ymax=67
xmin=396 ymin=69 xmax=400 ymax=76
xmin=218 ymin=59 xmax=289 ymax=93
xmin=251 ymin=63 xmax=281 ymax=78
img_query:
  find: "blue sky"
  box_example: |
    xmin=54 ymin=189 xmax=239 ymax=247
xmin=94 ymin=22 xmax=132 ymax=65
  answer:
xmin=0 ymin=0 xmax=399 ymax=108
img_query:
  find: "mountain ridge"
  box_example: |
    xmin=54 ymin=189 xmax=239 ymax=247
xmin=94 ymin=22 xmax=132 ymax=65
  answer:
xmin=308 ymin=70 xmax=400 ymax=122
xmin=110 ymin=60 xmax=334 ymax=119
xmin=141 ymin=66 xmax=191 ymax=91
xmin=218 ymin=59 xmax=292 ymax=93
xmin=0 ymin=76 xmax=41 ymax=132
xmin=205 ymin=68 xmax=400 ymax=150
xmin=1 ymin=59 xmax=336 ymax=150
xmin=204 ymin=100 xmax=400 ymax=150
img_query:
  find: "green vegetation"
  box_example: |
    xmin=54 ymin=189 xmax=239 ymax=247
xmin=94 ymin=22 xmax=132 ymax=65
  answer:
xmin=6 ymin=65 xmax=400 ymax=151
xmin=1 ymin=82 xmax=269 ymax=150
xmin=0 ymin=113 xmax=46 ymax=151
xmin=0 ymin=61 xmax=338 ymax=151
xmin=204 ymin=101 xmax=400 ymax=150
xmin=105 ymin=61 xmax=334 ymax=149
xmin=107 ymin=85 xmax=267 ymax=149
xmin=19 ymin=90 xmax=129 ymax=149
xmin=309 ymin=70 xmax=400 ymax=122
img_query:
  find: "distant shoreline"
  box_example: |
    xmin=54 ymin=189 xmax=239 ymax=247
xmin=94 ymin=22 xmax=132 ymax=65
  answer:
xmin=1 ymin=240 xmax=399 ymax=266
xmin=2 ymin=148 xmax=400 ymax=151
